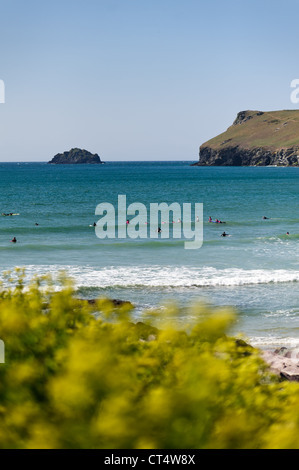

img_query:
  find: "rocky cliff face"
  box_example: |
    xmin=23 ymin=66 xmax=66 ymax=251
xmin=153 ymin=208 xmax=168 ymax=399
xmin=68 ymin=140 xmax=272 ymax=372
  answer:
xmin=193 ymin=110 xmax=299 ymax=166
xmin=49 ymin=148 xmax=102 ymax=164
xmin=198 ymin=145 xmax=299 ymax=166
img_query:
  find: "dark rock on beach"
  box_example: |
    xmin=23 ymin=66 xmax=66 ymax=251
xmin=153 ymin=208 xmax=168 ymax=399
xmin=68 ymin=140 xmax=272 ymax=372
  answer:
xmin=48 ymin=148 xmax=103 ymax=164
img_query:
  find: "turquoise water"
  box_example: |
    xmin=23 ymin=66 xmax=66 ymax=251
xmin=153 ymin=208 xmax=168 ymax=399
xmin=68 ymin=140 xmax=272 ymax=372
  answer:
xmin=1 ymin=161 xmax=299 ymax=348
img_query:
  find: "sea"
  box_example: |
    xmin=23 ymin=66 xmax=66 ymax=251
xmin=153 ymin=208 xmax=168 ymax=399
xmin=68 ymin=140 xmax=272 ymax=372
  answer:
xmin=1 ymin=161 xmax=299 ymax=350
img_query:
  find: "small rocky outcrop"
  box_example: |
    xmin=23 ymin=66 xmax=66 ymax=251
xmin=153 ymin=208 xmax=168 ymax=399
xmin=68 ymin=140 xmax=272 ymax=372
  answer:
xmin=49 ymin=148 xmax=103 ymax=164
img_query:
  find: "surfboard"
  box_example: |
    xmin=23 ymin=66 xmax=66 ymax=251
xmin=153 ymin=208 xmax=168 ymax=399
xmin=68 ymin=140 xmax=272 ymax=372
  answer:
xmin=2 ymin=213 xmax=20 ymax=216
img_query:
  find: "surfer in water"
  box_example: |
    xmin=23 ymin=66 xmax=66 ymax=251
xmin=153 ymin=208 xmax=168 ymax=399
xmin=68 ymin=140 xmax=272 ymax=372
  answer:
xmin=221 ymin=232 xmax=229 ymax=237
xmin=11 ymin=237 xmax=17 ymax=243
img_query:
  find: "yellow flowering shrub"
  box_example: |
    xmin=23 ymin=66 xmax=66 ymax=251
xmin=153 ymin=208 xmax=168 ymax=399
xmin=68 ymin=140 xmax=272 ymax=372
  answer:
xmin=0 ymin=269 xmax=298 ymax=449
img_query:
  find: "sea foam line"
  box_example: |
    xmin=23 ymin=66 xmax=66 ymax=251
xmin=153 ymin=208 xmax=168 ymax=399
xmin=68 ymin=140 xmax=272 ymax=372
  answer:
xmin=3 ymin=265 xmax=299 ymax=289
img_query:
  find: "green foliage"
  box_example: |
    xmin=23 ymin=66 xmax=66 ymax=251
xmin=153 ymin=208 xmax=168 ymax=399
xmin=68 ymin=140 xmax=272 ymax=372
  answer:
xmin=0 ymin=270 xmax=298 ymax=449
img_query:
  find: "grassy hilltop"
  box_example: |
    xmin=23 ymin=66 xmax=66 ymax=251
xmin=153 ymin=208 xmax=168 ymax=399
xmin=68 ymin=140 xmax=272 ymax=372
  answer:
xmin=195 ymin=110 xmax=299 ymax=166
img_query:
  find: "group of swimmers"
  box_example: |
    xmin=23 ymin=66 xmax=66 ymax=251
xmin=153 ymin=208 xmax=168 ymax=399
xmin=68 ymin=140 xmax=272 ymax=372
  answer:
xmin=6 ymin=213 xmax=290 ymax=244
xmin=93 ymin=219 xmax=163 ymax=233
xmin=210 ymin=215 xmax=290 ymax=238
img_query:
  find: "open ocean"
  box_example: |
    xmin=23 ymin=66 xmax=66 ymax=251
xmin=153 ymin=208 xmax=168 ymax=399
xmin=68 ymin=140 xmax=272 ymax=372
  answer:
xmin=1 ymin=161 xmax=299 ymax=349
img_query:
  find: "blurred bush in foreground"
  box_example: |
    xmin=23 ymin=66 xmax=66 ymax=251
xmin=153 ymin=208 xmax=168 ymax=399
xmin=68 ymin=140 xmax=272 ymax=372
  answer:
xmin=0 ymin=269 xmax=298 ymax=449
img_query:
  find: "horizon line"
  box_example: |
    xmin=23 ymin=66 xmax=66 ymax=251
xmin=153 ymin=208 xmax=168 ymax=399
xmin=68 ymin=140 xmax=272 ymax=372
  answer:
xmin=0 ymin=159 xmax=197 ymax=163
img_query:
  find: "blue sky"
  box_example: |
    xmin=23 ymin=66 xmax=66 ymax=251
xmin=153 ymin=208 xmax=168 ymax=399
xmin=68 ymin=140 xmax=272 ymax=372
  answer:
xmin=0 ymin=0 xmax=299 ymax=161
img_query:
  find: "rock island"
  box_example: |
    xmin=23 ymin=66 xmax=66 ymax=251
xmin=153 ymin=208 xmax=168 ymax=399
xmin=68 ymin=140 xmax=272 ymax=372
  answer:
xmin=48 ymin=148 xmax=103 ymax=164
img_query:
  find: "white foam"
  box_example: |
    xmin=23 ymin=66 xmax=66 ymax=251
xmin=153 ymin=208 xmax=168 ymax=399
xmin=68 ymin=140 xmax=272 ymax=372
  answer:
xmin=5 ymin=265 xmax=299 ymax=288
xmin=249 ymin=336 xmax=299 ymax=349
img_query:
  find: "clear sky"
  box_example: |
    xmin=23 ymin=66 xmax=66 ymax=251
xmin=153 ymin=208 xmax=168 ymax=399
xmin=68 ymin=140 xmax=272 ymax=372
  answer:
xmin=0 ymin=0 xmax=299 ymax=162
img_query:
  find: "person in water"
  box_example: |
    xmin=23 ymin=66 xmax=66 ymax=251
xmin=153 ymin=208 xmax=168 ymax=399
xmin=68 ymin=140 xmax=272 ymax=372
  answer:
xmin=11 ymin=237 xmax=17 ymax=243
xmin=93 ymin=222 xmax=97 ymax=227
xmin=157 ymin=227 xmax=162 ymax=233
xmin=263 ymin=216 xmax=269 ymax=220
xmin=209 ymin=217 xmax=212 ymax=223
xmin=221 ymin=232 xmax=229 ymax=237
